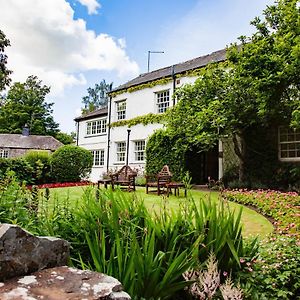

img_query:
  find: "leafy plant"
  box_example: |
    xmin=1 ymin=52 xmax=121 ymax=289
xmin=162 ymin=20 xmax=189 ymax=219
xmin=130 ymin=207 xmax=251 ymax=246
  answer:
xmin=223 ymin=189 xmax=300 ymax=237
xmin=50 ymin=145 xmax=93 ymax=182
xmin=238 ymin=236 xmax=300 ymax=300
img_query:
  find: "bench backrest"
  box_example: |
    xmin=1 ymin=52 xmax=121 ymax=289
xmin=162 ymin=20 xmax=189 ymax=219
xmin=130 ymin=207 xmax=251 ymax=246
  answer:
xmin=113 ymin=165 xmax=137 ymax=181
xmin=157 ymin=165 xmax=172 ymax=184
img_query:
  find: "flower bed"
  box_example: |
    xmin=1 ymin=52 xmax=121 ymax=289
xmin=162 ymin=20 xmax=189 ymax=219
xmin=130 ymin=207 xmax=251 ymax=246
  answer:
xmin=223 ymin=189 xmax=300 ymax=237
xmin=27 ymin=181 xmax=92 ymax=189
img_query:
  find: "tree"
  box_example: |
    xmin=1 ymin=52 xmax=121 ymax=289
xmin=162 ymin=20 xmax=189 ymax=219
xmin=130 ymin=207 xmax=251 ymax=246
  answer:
xmin=0 ymin=75 xmax=59 ymax=135
xmin=55 ymin=132 xmax=74 ymax=145
xmin=166 ymin=0 xmax=300 ymax=182
xmin=82 ymin=79 xmax=112 ymax=113
xmin=0 ymin=29 xmax=12 ymax=91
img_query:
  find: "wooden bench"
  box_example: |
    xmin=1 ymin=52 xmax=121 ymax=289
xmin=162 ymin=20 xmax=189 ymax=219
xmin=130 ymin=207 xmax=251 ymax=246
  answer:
xmin=145 ymin=165 xmax=172 ymax=195
xmin=110 ymin=165 xmax=137 ymax=191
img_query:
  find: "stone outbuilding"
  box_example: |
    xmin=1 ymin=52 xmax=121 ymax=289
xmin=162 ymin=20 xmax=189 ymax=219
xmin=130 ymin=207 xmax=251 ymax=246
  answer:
xmin=0 ymin=129 xmax=63 ymax=159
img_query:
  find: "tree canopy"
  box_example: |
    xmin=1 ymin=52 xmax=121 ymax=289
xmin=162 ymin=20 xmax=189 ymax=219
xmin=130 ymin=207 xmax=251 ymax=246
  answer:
xmin=164 ymin=0 xmax=300 ymax=181
xmin=0 ymin=29 xmax=12 ymax=92
xmin=82 ymin=79 xmax=112 ymax=113
xmin=0 ymin=75 xmax=59 ymax=136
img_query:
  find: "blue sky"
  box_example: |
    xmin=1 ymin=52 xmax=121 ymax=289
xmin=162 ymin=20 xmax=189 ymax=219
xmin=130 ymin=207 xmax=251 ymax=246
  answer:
xmin=0 ymin=0 xmax=273 ymax=133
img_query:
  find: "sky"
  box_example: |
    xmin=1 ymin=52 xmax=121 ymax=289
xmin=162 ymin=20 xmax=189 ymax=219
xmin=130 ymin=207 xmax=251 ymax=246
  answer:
xmin=0 ymin=0 xmax=274 ymax=133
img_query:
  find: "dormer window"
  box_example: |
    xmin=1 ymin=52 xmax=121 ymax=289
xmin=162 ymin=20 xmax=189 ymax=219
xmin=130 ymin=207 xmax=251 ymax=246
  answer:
xmin=116 ymin=100 xmax=126 ymax=120
xmin=156 ymin=90 xmax=170 ymax=113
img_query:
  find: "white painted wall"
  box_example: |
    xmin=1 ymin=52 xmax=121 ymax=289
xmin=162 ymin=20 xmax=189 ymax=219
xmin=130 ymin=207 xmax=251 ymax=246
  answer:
xmin=77 ymin=117 xmax=108 ymax=182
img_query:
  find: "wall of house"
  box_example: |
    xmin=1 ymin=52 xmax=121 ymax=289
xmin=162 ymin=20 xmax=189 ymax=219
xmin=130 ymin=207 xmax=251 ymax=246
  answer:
xmin=77 ymin=117 xmax=108 ymax=182
xmin=77 ymin=74 xmax=222 ymax=182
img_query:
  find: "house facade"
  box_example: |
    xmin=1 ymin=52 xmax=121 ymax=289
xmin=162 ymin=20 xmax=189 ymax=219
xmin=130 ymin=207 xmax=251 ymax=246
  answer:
xmin=75 ymin=49 xmax=227 ymax=182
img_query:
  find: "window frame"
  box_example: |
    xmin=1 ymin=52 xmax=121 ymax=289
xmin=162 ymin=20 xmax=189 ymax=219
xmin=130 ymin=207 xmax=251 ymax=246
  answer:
xmin=156 ymin=90 xmax=170 ymax=114
xmin=86 ymin=118 xmax=107 ymax=136
xmin=134 ymin=140 xmax=146 ymax=162
xmin=0 ymin=149 xmax=9 ymax=158
xmin=116 ymin=141 xmax=126 ymax=162
xmin=116 ymin=100 xmax=127 ymax=120
xmin=278 ymin=126 xmax=300 ymax=162
xmin=91 ymin=149 xmax=105 ymax=167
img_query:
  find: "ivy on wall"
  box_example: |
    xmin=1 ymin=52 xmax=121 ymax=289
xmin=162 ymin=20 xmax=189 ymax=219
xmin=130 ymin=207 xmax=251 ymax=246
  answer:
xmin=109 ymin=62 xmax=223 ymax=98
xmin=110 ymin=113 xmax=166 ymax=128
xmin=109 ymin=77 xmax=173 ymax=98
xmin=145 ymin=129 xmax=186 ymax=180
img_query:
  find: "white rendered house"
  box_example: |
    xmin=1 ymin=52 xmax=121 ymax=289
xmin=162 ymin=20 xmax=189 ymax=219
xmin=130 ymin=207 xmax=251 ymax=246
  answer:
xmin=75 ymin=49 xmax=227 ymax=182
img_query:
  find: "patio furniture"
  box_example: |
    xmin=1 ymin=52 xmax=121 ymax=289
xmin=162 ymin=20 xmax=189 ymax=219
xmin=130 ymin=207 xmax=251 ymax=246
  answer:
xmin=110 ymin=165 xmax=137 ymax=191
xmin=166 ymin=182 xmax=187 ymax=197
xmin=97 ymin=178 xmax=112 ymax=189
xmin=145 ymin=165 xmax=172 ymax=195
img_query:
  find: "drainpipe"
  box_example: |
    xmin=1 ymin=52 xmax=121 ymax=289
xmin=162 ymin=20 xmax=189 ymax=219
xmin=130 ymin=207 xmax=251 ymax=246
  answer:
xmin=76 ymin=121 xmax=79 ymax=146
xmin=126 ymin=129 xmax=131 ymax=166
xmin=172 ymin=65 xmax=176 ymax=106
xmin=106 ymin=84 xmax=113 ymax=172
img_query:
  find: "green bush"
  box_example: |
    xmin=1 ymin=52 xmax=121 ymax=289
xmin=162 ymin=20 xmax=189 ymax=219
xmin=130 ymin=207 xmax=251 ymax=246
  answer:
xmin=24 ymin=150 xmax=53 ymax=184
xmin=0 ymin=157 xmax=35 ymax=184
xmin=50 ymin=145 xmax=93 ymax=182
xmin=239 ymin=236 xmax=300 ymax=300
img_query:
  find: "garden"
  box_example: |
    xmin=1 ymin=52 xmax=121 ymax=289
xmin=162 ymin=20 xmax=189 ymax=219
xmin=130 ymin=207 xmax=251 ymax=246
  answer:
xmin=0 ymin=160 xmax=299 ymax=299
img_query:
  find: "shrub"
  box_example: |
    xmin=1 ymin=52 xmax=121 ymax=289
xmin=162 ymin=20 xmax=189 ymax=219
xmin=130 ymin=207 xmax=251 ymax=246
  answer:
xmin=50 ymin=145 xmax=93 ymax=182
xmin=239 ymin=236 xmax=300 ymax=300
xmin=223 ymin=189 xmax=300 ymax=237
xmin=24 ymin=150 xmax=53 ymax=184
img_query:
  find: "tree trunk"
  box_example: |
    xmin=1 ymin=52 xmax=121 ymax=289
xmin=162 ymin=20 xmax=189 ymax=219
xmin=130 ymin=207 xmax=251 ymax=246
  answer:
xmin=232 ymin=133 xmax=247 ymax=182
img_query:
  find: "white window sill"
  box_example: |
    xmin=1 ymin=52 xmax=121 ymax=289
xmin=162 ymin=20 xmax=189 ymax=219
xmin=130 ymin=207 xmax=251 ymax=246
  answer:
xmin=85 ymin=133 xmax=107 ymax=138
xmin=279 ymin=158 xmax=300 ymax=162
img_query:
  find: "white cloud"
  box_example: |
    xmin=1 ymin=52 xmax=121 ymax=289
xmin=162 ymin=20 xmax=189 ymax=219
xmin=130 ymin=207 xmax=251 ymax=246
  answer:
xmin=0 ymin=0 xmax=139 ymax=95
xmin=77 ymin=0 xmax=101 ymax=15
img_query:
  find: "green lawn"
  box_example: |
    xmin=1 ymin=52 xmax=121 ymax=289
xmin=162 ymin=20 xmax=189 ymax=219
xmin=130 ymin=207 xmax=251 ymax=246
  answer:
xmin=46 ymin=185 xmax=273 ymax=238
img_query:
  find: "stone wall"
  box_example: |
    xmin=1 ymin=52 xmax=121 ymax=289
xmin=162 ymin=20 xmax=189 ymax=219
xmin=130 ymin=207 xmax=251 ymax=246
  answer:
xmin=0 ymin=224 xmax=131 ymax=300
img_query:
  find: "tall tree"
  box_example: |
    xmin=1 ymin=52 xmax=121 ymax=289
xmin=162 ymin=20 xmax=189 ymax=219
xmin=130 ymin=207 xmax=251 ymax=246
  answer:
xmin=0 ymin=75 xmax=59 ymax=135
xmin=166 ymin=0 xmax=300 ymax=181
xmin=0 ymin=29 xmax=12 ymax=91
xmin=81 ymin=79 xmax=112 ymax=113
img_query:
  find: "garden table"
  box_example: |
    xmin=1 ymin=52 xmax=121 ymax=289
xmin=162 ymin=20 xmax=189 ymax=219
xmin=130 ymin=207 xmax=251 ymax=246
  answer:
xmin=97 ymin=178 xmax=112 ymax=189
xmin=166 ymin=182 xmax=187 ymax=197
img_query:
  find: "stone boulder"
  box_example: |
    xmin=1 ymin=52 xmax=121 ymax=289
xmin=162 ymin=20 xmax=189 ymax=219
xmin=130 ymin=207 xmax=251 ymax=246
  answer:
xmin=0 ymin=224 xmax=69 ymax=281
xmin=0 ymin=266 xmax=131 ymax=299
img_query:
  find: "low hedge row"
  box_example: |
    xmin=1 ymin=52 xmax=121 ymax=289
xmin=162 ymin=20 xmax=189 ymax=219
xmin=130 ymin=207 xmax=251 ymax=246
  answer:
xmin=0 ymin=145 xmax=93 ymax=185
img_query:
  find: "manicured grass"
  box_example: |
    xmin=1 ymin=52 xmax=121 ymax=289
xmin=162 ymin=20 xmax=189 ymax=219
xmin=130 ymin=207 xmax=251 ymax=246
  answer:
xmin=46 ymin=185 xmax=273 ymax=238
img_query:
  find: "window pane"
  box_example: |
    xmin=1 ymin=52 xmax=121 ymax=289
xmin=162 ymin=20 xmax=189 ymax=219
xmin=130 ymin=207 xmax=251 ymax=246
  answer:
xmin=156 ymin=90 xmax=170 ymax=114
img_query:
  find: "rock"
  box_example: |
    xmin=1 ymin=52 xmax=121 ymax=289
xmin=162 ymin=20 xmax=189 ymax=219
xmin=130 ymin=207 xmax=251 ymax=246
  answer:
xmin=0 ymin=224 xmax=69 ymax=281
xmin=0 ymin=266 xmax=131 ymax=299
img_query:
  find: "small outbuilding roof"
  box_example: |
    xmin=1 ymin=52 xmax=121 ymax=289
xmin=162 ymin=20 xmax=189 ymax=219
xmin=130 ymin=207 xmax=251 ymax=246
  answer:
xmin=74 ymin=107 xmax=108 ymax=122
xmin=112 ymin=48 xmax=227 ymax=93
xmin=0 ymin=134 xmax=63 ymax=151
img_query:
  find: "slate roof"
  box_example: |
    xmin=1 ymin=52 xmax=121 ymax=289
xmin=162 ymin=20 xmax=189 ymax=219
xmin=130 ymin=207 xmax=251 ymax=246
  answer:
xmin=74 ymin=107 xmax=108 ymax=122
xmin=0 ymin=134 xmax=63 ymax=150
xmin=112 ymin=48 xmax=227 ymax=92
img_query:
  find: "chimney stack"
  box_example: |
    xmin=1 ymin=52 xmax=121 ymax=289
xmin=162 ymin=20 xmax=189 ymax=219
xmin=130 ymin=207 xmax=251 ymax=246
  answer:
xmin=22 ymin=124 xmax=30 ymax=136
